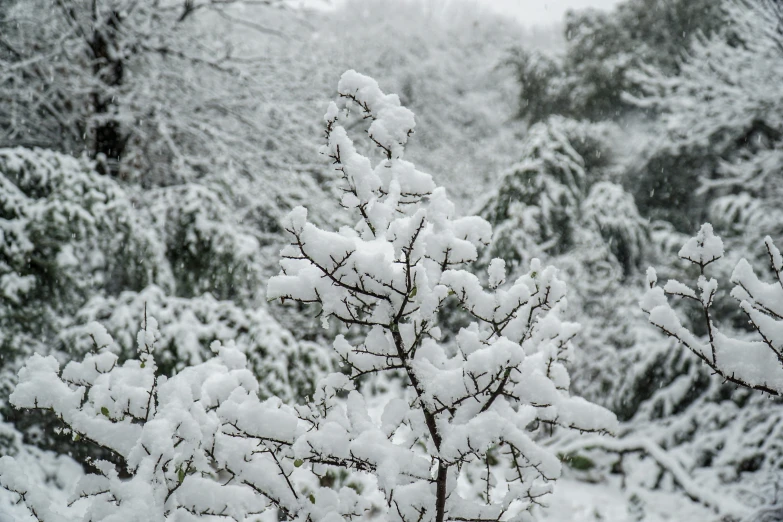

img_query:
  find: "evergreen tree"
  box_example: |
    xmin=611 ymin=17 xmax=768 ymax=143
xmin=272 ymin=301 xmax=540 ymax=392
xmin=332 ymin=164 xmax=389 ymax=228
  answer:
xmin=507 ymin=0 xmax=724 ymax=123
xmin=627 ymin=0 xmax=783 ymax=235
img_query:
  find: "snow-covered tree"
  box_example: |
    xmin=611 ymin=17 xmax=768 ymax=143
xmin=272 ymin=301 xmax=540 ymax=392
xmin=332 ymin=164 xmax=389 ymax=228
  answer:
xmin=0 ymin=70 xmax=616 ymax=522
xmin=506 ymin=0 xmax=723 ymax=123
xmin=0 ymin=318 xmax=301 ymax=521
xmin=267 ymin=70 xmax=617 ymax=521
xmin=627 ymin=0 xmax=783 ymax=234
xmin=0 ymin=0 xmax=284 ymax=182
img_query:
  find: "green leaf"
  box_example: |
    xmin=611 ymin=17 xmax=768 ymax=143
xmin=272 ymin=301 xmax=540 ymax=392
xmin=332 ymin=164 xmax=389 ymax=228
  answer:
xmin=408 ymin=286 xmax=417 ymax=298
xmin=346 ymin=481 xmax=363 ymax=494
xmin=100 ymin=407 xmax=110 ymax=418
xmin=178 ymin=467 xmax=185 ymax=483
xmin=558 ymin=452 xmax=595 ymax=471
xmin=294 ymin=459 xmax=304 ymax=468
xmin=308 ymin=494 xmax=316 ymax=504
xmin=140 ymin=362 xmax=145 ymax=369
xmin=73 ymin=433 xmax=81 ymax=442
xmin=486 ymin=448 xmax=499 ymax=467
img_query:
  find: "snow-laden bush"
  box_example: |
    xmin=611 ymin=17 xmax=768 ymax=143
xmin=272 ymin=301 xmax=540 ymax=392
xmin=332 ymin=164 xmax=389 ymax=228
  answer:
xmin=0 ymin=148 xmax=168 ymax=329
xmin=478 ymin=117 xmax=588 ymax=264
xmin=145 ymin=183 xmax=266 ymax=302
xmin=0 ymin=147 xmax=171 ymax=462
xmin=643 ymin=223 xmax=783 ymax=395
xmin=266 ymin=70 xmax=617 ymax=521
xmin=63 ymin=285 xmax=330 ymax=403
xmin=0 ymin=317 xmax=301 ymax=521
xmin=477 ymin=116 xmax=644 ymax=276
xmin=0 ymin=71 xmax=616 ymax=522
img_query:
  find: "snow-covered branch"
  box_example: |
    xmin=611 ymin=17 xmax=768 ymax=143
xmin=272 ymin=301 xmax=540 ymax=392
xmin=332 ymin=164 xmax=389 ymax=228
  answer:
xmin=555 ymin=435 xmax=748 ymax=519
xmin=642 ymin=223 xmax=783 ymax=396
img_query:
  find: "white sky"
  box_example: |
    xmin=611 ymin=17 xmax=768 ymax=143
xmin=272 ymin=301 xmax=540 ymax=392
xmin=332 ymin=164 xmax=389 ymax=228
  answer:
xmin=483 ymin=0 xmax=622 ymax=26
xmin=298 ymin=0 xmax=623 ymax=27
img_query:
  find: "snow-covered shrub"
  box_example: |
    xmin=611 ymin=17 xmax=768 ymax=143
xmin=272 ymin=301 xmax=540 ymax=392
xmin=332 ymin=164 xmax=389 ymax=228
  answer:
xmin=0 ymin=148 xmax=168 ymax=331
xmin=478 ymin=117 xmax=641 ymax=275
xmin=0 ymin=317 xmax=304 ymax=521
xmin=0 ymin=147 xmax=170 ymax=458
xmin=0 ymin=70 xmax=617 ymax=522
xmin=63 ymin=286 xmax=330 ymax=402
xmin=478 ymin=117 xmax=588 ymax=266
xmin=145 ymin=183 xmax=265 ymax=302
xmin=0 ymin=419 xmax=83 ymax=521
xmin=266 ymin=70 xmax=617 ymax=521
xmin=643 ymin=223 xmax=783 ymax=395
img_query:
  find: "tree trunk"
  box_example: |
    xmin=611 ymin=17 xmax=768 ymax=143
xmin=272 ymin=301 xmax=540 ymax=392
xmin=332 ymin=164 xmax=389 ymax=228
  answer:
xmin=90 ymin=8 xmax=125 ymax=176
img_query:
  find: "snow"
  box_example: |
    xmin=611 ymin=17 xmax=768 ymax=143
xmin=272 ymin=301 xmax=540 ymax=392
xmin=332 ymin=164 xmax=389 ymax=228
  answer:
xmin=541 ymin=478 xmax=719 ymax=522
xmin=3 ymin=3 xmax=783 ymax=519
xmin=678 ymin=223 xmax=724 ymax=267
xmin=488 ymin=258 xmax=507 ymax=288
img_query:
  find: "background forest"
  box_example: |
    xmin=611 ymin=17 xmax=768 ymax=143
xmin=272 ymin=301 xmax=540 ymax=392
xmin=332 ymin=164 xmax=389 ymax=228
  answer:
xmin=0 ymin=0 xmax=781 ymax=520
